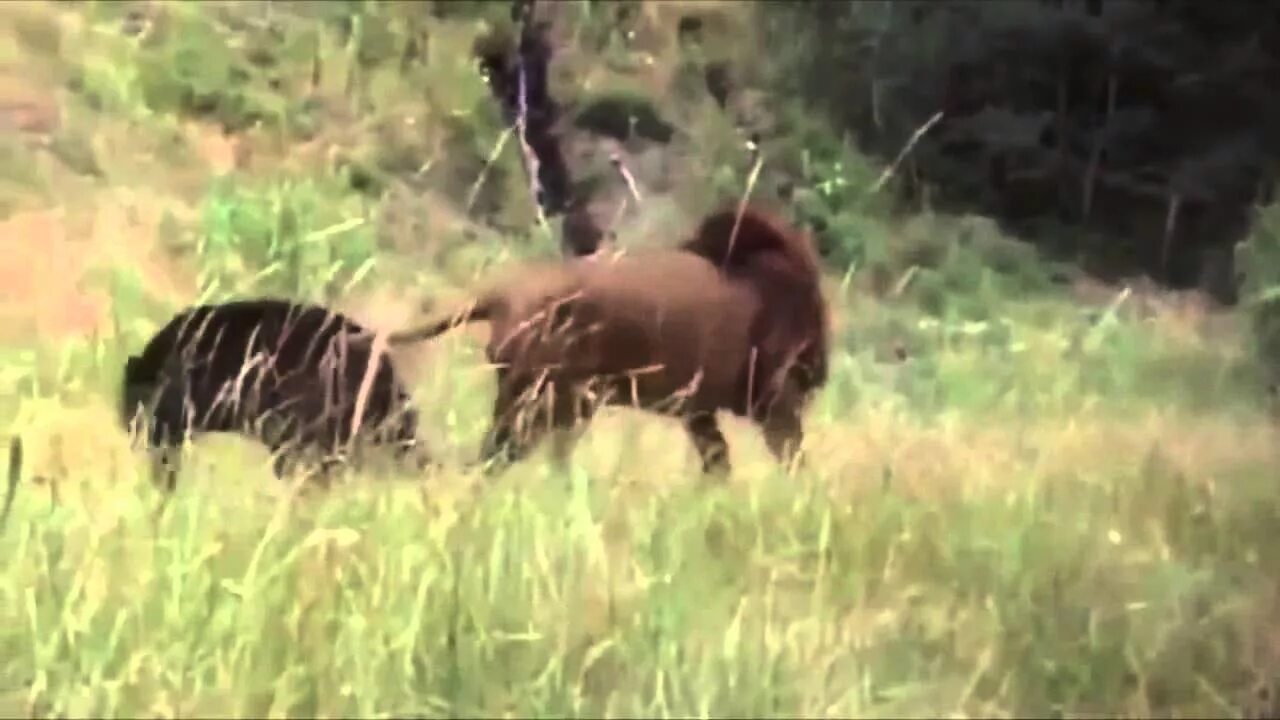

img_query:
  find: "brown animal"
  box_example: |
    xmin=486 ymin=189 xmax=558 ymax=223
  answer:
xmin=382 ymin=205 xmax=831 ymax=476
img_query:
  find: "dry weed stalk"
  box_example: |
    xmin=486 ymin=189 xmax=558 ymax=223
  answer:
xmin=867 ymin=110 xmax=945 ymax=197
xmin=724 ymin=134 xmax=766 ymax=269
xmin=0 ymin=436 xmax=21 ymax=532
xmin=464 ymin=127 xmax=515 ymax=215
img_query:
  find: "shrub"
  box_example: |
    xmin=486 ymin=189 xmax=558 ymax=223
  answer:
xmin=1238 ymin=204 xmax=1280 ymax=387
xmin=195 ymin=174 xmax=379 ymax=305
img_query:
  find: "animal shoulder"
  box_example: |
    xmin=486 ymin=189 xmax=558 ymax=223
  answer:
xmin=582 ymin=250 xmax=729 ymax=295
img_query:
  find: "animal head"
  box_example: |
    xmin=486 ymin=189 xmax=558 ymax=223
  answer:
xmin=680 ymin=204 xmax=822 ymax=281
xmin=119 ymin=353 xmax=190 ymax=447
xmin=682 ymin=205 xmax=832 ymax=401
xmin=120 ymin=355 xmax=151 ymax=429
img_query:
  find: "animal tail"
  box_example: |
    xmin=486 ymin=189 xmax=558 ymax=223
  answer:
xmin=681 ymin=204 xmax=820 ymax=281
xmin=1 ymin=435 xmax=22 ymax=532
xmin=385 ymin=296 xmax=499 ymax=347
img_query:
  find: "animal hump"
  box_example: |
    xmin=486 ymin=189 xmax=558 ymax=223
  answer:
xmin=682 ymin=205 xmax=819 ymax=280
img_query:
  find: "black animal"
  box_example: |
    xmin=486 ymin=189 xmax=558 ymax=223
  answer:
xmin=121 ymin=299 xmax=427 ymax=490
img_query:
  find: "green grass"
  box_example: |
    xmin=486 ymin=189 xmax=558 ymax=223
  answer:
xmin=4 ymin=1 xmax=1280 ymax=717
xmin=3 ymin=276 xmax=1278 ymax=717
xmin=194 ymin=173 xmax=381 ymax=305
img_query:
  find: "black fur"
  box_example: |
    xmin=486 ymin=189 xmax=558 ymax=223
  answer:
xmin=121 ymin=299 xmax=426 ymax=489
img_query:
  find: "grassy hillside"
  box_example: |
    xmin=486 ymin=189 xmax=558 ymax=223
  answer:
xmin=2 ymin=1 xmax=1279 ymax=717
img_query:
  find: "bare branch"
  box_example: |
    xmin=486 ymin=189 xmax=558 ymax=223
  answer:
xmin=867 ymin=111 xmax=945 ymax=197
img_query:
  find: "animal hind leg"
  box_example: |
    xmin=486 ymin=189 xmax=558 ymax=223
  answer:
xmin=547 ymin=409 xmax=591 ymax=471
xmin=479 ymin=403 xmax=559 ymax=476
xmin=261 ymin=413 xmax=305 ymax=480
xmin=314 ymin=454 xmax=348 ymax=489
xmin=388 ymin=405 xmax=434 ymax=473
xmin=479 ymin=416 xmax=541 ymax=475
xmin=148 ymin=444 xmax=181 ymax=523
xmin=684 ymin=412 xmax=731 ymax=477
xmin=759 ymin=404 xmax=805 ymax=474
xmin=311 ymin=423 xmax=353 ymax=488
xmin=275 ymin=437 xmax=343 ymax=490
xmin=150 ymin=445 xmax=181 ymax=493
xmin=269 ymin=444 xmax=302 ymax=479
xmin=267 ymin=423 xmax=344 ymax=487
xmin=548 ymin=425 xmax=587 ymax=471
xmin=477 ymin=373 xmax=551 ymax=475
xmin=393 ymin=434 xmax=434 ymax=473
xmin=547 ymin=386 xmax=594 ymax=471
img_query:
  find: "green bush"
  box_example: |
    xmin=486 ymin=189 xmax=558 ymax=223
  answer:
xmin=1238 ymin=204 xmax=1280 ymax=387
xmin=195 ymin=174 xmax=380 ymax=305
xmin=766 ymin=107 xmax=896 ymax=272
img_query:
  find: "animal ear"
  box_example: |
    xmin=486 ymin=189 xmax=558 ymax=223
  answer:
xmin=125 ymin=355 xmax=139 ymax=377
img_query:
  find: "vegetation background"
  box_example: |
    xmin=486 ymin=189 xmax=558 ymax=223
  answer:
xmin=1 ymin=0 xmax=1279 ymax=716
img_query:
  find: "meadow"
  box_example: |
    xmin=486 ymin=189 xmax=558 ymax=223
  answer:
xmin=2 ymin=2 xmax=1279 ymax=717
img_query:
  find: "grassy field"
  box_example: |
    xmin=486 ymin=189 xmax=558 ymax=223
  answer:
xmin=3 ymin=2 xmax=1280 ymax=717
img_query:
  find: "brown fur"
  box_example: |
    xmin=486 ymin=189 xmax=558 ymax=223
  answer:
xmin=387 ymin=205 xmax=831 ymax=476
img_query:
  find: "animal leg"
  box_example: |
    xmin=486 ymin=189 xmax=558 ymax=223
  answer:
xmin=546 ymin=385 xmax=593 ymax=471
xmin=479 ymin=418 xmax=539 ymax=475
xmin=266 ymin=422 xmax=309 ymax=480
xmin=549 ymin=426 xmax=585 ymax=471
xmin=314 ymin=454 xmax=348 ymax=489
xmin=394 ymin=436 xmax=434 ymax=472
xmin=259 ymin=409 xmax=306 ymax=479
xmin=150 ymin=446 xmax=180 ymax=493
xmin=479 ymin=402 xmax=563 ymax=475
xmin=684 ymin=412 xmax=731 ymax=477
xmin=311 ymin=425 xmax=351 ymax=488
xmin=478 ymin=373 xmax=549 ymax=475
xmin=759 ymin=405 xmax=805 ymax=474
xmin=388 ymin=406 xmax=434 ymax=472
xmin=270 ymin=447 xmax=297 ymax=479
xmin=276 ymin=433 xmax=342 ymax=490
xmin=147 ymin=446 xmax=180 ymax=522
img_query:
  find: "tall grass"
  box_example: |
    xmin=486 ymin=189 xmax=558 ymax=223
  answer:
xmin=7 ymin=446 xmax=1272 ymax=717
xmin=196 ymin=174 xmax=379 ymax=306
xmin=3 ymin=258 xmax=1278 ymax=716
xmin=4 ymin=1 xmax=1280 ymax=717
